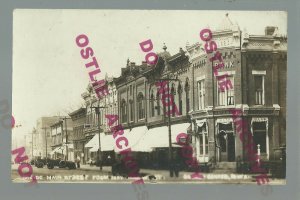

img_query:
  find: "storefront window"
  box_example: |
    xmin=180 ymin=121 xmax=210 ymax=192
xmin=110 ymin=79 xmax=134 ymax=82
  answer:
xmin=253 ymin=122 xmax=267 ymax=153
xmin=198 ymin=124 xmax=208 ymax=155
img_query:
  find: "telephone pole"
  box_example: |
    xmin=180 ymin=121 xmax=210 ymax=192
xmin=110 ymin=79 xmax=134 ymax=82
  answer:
xmin=60 ymin=117 xmax=71 ymax=160
xmin=90 ymin=101 xmax=106 ymax=171
xmin=155 ymin=75 xmax=179 ymax=176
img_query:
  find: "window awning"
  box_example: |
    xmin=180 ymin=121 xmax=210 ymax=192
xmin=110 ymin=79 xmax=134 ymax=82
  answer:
xmin=196 ymin=119 xmax=206 ymax=127
xmin=85 ymin=134 xmax=99 ymax=148
xmin=216 ymin=118 xmax=233 ymax=125
xmin=115 ymin=126 xmax=147 ymax=152
xmin=86 ymin=133 xmax=115 ymax=152
xmin=89 ymin=146 xmax=98 ymax=152
xmin=50 ymin=146 xmax=67 ymax=155
xmin=132 ymin=123 xmax=191 ymax=152
xmin=50 ymin=147 xmax=61 ymax=155
xmin=251 ymin=117 xmax=269 ymax=134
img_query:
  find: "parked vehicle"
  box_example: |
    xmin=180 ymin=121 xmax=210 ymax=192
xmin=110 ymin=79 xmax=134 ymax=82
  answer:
xmin=33 ymin=158 xmax=76 ymax=170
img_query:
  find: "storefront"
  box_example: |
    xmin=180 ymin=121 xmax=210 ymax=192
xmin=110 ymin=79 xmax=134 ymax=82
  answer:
xmin=131 ymin=123 xmax=191 ymax=169
xmin=50 ymin=144 xmax=74 ymax=160
xmin=85 ymin=132 xmax=115 ymax=164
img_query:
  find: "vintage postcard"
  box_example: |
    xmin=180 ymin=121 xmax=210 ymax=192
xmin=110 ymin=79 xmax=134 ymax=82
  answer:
xmin=12 ymin=10 xmax=287 ymax=186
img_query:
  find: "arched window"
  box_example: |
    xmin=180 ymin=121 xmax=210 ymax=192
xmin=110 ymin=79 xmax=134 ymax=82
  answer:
xmin=178 ymin=83 xmax=183 ymax=115
xmin=137 ymin=93 xmax=145 ymax=120
xmin=171 ymin=83 xmax=176 ymax=116
xmin=121 ymin=99 xmax=127 ymax=123
xmin=129 ymin=99 xmax=134 ymax=122
xmin=156 ymin=90 xmax=161 ymax=116
xmin=185 ymin=78 xmax=190 ymax=114
xmin=150 ymin=90 xmax=155 ymax=117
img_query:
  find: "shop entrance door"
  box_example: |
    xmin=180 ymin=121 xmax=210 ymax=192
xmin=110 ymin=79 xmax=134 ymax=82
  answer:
xmin=218 ymin=124 xmax=235 ymax=162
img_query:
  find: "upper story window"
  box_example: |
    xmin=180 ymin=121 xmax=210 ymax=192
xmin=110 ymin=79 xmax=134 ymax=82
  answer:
xmin=156 ymin=91 xmax=161 ymax=116
xmin=218 ymin=76 xmax=234 ymax=106
xmin=150 ymin=90 xmax=155 ymax=117
xmin=197 ymin=80 xmax=205 ymax=110
xmin=198 ymin=124 xmax=208 ymax=156
xmin=129 ymin=100 xmax=134 ymax=122
xmin=177 ymin=83 xmax=183 ymax=116
xmin=185 ymin=78 xmax=190 ymax=114
xmin=254 ymin=75 xmax=264 ymax=105
xmin=121 ymin=99 xmax=127 ymax=123
xmin=137 ymin=92 xmax=145 ymax=120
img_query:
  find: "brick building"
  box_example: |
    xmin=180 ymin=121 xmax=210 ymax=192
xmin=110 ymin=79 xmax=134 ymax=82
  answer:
xmin=35 ymin=116 xmax=60 ymax=158
xmin=81 ymin=76 xmax=118 ymax=164
xmin=115 ymin=47 xmax=194 ymax=168
xmin=113 ymin=14 xmax=286 ymax=170
xmin=187 ymin=15 xmax=287 ymax=168
xmin=68 ymin=107 xmax=86 ymax=163
xmin=49 ymin=117 xmax=74 ymax=160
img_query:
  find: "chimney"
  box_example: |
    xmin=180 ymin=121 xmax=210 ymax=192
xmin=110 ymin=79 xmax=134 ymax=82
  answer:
xmin=142 ymin=61 xmax=147 ymax=67
xmin=265 ymin=26 xmax=277 ymax=36
xmin=130 ymin=62 xmax=136 ymax=68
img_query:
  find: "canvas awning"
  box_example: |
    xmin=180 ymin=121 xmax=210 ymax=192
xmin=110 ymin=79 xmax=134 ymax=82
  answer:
xmin=50 ymin=145 xmax=67 ymax=155
xmin=196 ymin=119 xmax=207 ymax=127
xmin=115 ymin=126 xmax=147 ymax=152
xmin=50 ymin=147 xmax=61 ymax=155
xmin=132 ymin=123 xmax=191 ymax=152
xmin=86 ymin=133 xmax=114 ymax=152
xmin=89 ymin=146 xmax=98 ymax=152
xmin=216 ymin=118 xmax=233 ymax=125
xmin=85 ymin=134 xmax=99 ymax=148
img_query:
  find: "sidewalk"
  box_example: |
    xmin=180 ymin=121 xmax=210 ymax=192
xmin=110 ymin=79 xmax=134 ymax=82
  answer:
xmin=77 ymin=164 xmax=263 ymax=182
xmin=79 ymin=164 xmax=112 ymax=172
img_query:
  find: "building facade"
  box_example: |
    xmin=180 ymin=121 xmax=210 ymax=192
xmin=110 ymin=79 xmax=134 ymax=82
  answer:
xmin=115 ymin=47 xmax=194 ymax=168
xmin=187 ymin=15 xmax=287 ymax=165
xmin=81 ymin=76 xmax=118 ymax=164
xmin=35 ymin=116 xmax=61 ymax=158
xmin=113 ymin=15 xmax=287 ymax=169
xmin=69 ymin=108 xmax=86 ymax=163
xmin=50 ymin=118 xmax=74 ymax=160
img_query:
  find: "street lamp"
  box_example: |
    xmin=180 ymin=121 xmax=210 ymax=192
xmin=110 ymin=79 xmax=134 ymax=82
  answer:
xmin=90 ymin=100 xmax=106 ymax=171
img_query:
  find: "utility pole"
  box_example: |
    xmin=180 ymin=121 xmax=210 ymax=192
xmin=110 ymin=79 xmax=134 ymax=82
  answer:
xmin=155 ymin=75 xmax=179 ymax=177
xmin=212 ymin=59 xmax=217 ymax=164
xmin=91 ymin=101 xmax=106 ymax=171
xmin=60 ymin=117 xmax=71 ymax=160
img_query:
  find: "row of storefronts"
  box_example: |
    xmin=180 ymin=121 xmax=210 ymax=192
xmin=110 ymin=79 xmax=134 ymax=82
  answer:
xmin=41 ymin=15 xmax=286 ymax=170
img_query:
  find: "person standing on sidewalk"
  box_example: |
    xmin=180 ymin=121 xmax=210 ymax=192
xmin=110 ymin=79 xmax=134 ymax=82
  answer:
xmin=76 ymin=155 xmax=81 ymax=169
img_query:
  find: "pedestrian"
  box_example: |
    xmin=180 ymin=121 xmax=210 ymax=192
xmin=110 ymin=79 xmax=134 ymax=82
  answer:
xmin=76 ymin=155 xmax=81 ymax=169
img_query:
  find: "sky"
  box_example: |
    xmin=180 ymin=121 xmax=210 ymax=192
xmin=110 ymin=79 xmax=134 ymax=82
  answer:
xmin=12 ymin=10 xmax=287 ymax=138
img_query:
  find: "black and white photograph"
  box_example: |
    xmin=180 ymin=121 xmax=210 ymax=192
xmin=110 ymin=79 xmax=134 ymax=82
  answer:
xmin=11 ymin=10 xmax=287 ymax=185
